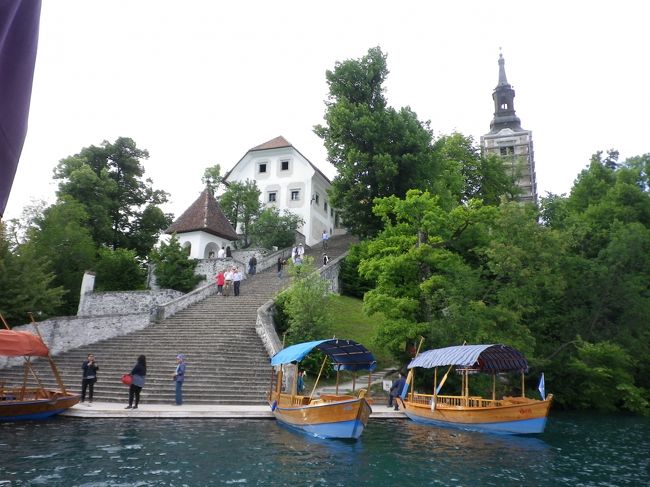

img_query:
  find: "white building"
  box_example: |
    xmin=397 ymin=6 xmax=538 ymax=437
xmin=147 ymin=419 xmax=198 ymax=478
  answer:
xmin=223 ymin=136 xmax=338 ymax=247
xmin=165 ymin=188 xmax=239 ymax=259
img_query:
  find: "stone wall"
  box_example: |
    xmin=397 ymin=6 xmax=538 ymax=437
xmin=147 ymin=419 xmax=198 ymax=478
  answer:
xmin=0 ymin=313 xmax=150 ymax=369
xmin=78 ymin=289 xmax=184 ymax=317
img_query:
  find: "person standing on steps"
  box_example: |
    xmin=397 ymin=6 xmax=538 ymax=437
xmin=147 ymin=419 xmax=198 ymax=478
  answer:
xmin=126 ymin=355 xmax=147 ymax=409
xmin=224 ymin=267 xmax=233 ymax=296
xmin=277 ymin=256 xmax=284 ymax=278
xmin=173 ymin=354 xmax=186 ymax=406
xmin=248 ymin=255 xmax=257 ymax=275
xmin=217 ymin=246 xmax=226 ymax=260
xmin=216 ymin=270 xmax=225 ymax=296
xmin=81 ymin=353 xmax=98 ymax=405
xmin=233 ymin=266 xmax=243 ymax=296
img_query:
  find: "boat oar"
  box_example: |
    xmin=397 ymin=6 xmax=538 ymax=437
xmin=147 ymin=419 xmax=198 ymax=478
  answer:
xmin=309 ymin=354 xmax=328 ymax=400
xmin=28 ymin=313 xmax=67 ymax=395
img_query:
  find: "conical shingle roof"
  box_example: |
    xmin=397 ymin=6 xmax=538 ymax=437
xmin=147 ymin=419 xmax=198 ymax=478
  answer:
xmin=166 ymin=188 xmax=238 ymax=240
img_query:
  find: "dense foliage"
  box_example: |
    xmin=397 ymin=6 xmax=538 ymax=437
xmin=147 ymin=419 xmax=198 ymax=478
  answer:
xmin=0 ymin=222 xmax=64 ymax=325
xmin=219 ymin=180 xmax=261 ymax=247
xmin=341 ymin=152 xmax=650 ymax=415
xmin=53 ymin=137 xmax=172 ymax=256
xmin=94 ymin=248 xmax=147 ymax=292
xmin=249 ymin=208 xmax=304 ymax=249
xmin=314 ymin=47 xmax=518 ymax=238
xmin=150 ymin=234 xmax=203 ymax=293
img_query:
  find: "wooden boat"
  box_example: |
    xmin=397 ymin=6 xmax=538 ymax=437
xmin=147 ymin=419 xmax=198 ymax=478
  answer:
xmin=0 ymin=316 xmax=80 ymax=422
xmin=269 ymin=339 xmax=376 ymax=439
xmin=401 ymin=343 xmax=552 ymax=435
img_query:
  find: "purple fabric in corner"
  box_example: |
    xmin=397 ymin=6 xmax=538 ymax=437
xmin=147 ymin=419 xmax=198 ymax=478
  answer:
xmin=0 ymin=0 xmax=42 ymax=218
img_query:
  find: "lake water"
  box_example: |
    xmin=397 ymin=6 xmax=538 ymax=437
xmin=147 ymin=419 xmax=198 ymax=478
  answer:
xmin=1 ymin=413 xmax=649 ymax=486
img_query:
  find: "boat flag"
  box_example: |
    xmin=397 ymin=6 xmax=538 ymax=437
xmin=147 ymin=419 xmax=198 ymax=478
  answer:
xmin=538 ymin=373 xmax=545 ymax=400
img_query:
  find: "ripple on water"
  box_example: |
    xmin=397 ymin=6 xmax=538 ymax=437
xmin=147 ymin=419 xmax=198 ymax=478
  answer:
xmin=0 ymin=414 xmax=649 ymax=486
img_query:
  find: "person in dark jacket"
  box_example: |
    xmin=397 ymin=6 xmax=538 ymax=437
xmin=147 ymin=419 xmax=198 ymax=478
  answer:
xmin=173 ymin=354 xmax=186 ymax=405
xmin=389 ymin=372 xmax=406 ymax=410
xmin=126 ymin=355 xmax=147 ymax=409
xmin=248 ymin=255 xmax=257 ymax=275
xmin=81 ymin=353 xmax=98 ymax=404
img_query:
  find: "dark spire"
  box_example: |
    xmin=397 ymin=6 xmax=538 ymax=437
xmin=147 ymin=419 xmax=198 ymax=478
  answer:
xmin=497 ymin=52 xmax=509 ymax=86
xmin=489 ymin=51 xmax=522 ymax=133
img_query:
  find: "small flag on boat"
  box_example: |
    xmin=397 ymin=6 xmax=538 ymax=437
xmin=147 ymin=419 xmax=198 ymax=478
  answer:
xmin=538 ymin=373 xmax=545 ymax=400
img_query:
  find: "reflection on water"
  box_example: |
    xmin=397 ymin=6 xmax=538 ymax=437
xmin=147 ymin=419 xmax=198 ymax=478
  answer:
xmin=0 ymin=413 xmax=648 ymax=486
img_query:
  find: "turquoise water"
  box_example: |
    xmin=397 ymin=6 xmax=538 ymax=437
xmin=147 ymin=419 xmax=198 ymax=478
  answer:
xmin=1 ymin=413 xmax=649 ymax=486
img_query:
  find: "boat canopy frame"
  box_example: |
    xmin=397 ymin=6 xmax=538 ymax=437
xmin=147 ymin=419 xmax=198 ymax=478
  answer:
xmin=270 ymin=339 xmax=377 ymax=372
xmin=408 ymin=344 xmax=529 ymax=373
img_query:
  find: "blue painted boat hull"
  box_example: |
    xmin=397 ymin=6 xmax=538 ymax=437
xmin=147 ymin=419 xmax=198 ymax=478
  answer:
xmin=405 ymin=410 xmax=548 ymax=435
xmin=0 ymin=393 xmax=80 ymax=422
xmin=271 ymin=397 xmax=372 ymax=439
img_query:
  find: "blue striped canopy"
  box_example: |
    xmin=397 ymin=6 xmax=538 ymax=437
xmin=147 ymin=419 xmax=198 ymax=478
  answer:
xmin=408 ymin=344 xmax=528 ymax=373
xmin=270 ymin=339 xmax=377 ymax=372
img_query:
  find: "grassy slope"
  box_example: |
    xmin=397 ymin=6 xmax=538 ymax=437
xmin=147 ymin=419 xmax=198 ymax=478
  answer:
xmin=328 ymin=294 xmax=393 ymax=368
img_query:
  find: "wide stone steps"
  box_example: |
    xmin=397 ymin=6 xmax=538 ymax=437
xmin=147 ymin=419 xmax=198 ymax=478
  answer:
xmin=1 ymin=236 xmax=354 ymax=405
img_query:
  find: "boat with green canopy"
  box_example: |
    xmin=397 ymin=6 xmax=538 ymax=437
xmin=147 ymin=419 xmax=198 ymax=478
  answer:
xmin=269 ymin=338 xmax=376 ymax=439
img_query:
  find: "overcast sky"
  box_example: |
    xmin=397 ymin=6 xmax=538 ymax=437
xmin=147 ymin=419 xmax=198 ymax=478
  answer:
xmin=5 ymin=0 xmax=649 ymax=221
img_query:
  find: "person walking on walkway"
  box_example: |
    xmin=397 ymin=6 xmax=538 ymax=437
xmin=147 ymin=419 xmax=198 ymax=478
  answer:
xmin=173 ymin=354 xmax=186 ymax=405
xmin=126 ymin=355 xmax=147 ymax=409
xmin=248 ymin=255 xmax=257 ymax=275
xmin=233 ymin=267 xmax=243 ymax=296
xmin=322 ymin=230 xmax=329 ymax=250
xmin=389 ymin=372 xmax=406 ymax=410
xmin=81 ymin=353 xmax=98 ymax=405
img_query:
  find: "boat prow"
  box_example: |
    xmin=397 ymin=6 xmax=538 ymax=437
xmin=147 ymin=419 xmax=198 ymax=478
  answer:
xmin=271 ymin=394 xmax=372 ymax=439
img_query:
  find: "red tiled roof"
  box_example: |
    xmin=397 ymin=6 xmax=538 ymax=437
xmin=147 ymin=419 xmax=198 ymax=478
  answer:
xmin=250 ymin=136 xmax=292 ymax=151
xmin=166 ymin=188 xmax=239 ymax=240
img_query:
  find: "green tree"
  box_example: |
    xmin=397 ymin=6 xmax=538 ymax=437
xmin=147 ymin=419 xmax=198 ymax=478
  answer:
xmin=249 ymin=208 xmax=303 ymax=249
xmin=219 ymin=180 xmax=261 ymax=247
xmin=150 ymin=234 xmax=203 ymax=293
xmin=202 ymin=164 xmax=222 ymax=195
xmin=53 ymin=137 xmax=170 ymax=256
xmin=94 ymin=248 xmax=146 ymax=291
xmin=433 ymin=133 xmax=518 ymax=205
xmin=21 ymin=198 xmax=97 ymax=314
xmin=314 ymin=46 xmax=443 ymax=238
xmin=0 ymin=222 xmax=64 ymax=325
xmin=282 ymin=257 xmax=332 ymax=344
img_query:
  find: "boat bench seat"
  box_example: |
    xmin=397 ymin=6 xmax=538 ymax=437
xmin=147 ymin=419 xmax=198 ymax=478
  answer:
xmin=319 ymin=394 xmax=355 ymax=402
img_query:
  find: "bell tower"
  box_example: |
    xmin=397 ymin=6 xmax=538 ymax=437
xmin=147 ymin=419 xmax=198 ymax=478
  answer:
xmin=481 ymin=52 xmax=537 ymax=203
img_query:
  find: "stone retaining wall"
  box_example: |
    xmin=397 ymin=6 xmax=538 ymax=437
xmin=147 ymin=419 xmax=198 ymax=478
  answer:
xmin=77 ymin=289 xmax=184 ymax=317
xmin=0 ymin=313 xmax=150 ymax=369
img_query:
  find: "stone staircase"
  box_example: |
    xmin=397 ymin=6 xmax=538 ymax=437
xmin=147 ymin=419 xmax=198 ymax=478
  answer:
xmin=0 ymin=235 xmax=357 ymax=405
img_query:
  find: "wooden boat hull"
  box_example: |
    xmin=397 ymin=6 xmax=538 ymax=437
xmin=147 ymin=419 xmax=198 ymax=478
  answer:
xmin=0 ymin=392 xmax=80 ymax=422
xmin=403 ymin=395 xmax=553 ymax=435
xmin=271 ymin=397 xmax=372 ymax=439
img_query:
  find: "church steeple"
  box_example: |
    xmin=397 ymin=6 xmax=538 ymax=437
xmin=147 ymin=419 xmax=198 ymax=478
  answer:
xmin=489 ymin=52 xmax=522 ymax=133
